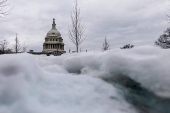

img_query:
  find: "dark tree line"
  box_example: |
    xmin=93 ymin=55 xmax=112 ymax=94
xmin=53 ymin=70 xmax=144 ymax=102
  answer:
xmin=120 ymin=44 xmax=134 ymax=49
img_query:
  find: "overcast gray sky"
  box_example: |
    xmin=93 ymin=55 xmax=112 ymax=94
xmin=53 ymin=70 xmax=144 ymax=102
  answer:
xmin=0 ymin=0 xmax=169 ymax=52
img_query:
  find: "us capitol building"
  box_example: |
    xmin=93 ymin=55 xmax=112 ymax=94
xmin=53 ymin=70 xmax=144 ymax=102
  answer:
xmin=43 ymin=19 xmax=66 ymax=53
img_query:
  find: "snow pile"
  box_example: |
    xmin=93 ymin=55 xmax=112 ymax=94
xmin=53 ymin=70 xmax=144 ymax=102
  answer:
xmin=0 ymin=54 xmax=135 ymax=113
xmin=1 ymin=45 xmax=170 ymax=113
xmin=40 ymin=46 xmax=170 ymax=97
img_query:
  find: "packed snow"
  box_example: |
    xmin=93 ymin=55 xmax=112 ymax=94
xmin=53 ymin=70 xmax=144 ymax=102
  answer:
xmin=0 ymin=45 xmax=170 ymax=113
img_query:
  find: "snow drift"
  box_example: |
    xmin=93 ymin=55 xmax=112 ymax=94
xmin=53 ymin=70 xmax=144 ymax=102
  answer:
xmin=0 ymin=53 xmax=135 ymax=113
xmin=0 ymin=45 xmax=170 ymax=113
xmin=49 ymin=46 xmax=170 ymax=97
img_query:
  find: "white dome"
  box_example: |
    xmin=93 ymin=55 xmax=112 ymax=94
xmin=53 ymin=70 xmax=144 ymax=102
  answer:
xmin=47 ymin=29 xmax=61 ymax=37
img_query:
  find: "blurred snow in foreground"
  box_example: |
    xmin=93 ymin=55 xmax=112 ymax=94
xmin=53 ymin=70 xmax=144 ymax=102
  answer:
xmin=0 ymin=45 xmax=170 ymax=113
xmin=0 ymin=52 xmax=135 ymax=113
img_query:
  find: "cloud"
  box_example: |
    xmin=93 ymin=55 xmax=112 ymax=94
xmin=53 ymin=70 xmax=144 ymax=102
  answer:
xmin=0 ymin=0 xmax=169 ymax=52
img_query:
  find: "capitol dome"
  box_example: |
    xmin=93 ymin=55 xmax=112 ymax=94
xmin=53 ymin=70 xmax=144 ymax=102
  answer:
xmin=47 ymin=29 xmax=61 ymax=37
xmin=43 ymin=18 xmax=66 ymax=54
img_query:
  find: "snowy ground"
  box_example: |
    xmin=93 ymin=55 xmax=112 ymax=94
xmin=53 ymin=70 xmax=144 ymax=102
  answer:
xmin=0 ymin=46 xmax=170 ymax=113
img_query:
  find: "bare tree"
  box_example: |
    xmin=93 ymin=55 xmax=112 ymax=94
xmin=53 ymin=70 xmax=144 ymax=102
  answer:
xmin=155 ymin=27 xmax=170 ymax=49
xmin=0 ymin=39 xmax=9 ymax=54
xmin=68 ymin=0 xmax=86 ymax=52
xmin=13 ymin=33 xmax=21 ymax=53
xmin=0 ymin=0 xmax=11 ymax=17
xmin=102 ymin=37 xmax=109 ymax=51
xmin=22 ymin=43 xmax=27 ymax=52
xmin=165 ymin=0 xmax=170 ymax=23
xmin=155 ymin=1 xmax=170 ymax=48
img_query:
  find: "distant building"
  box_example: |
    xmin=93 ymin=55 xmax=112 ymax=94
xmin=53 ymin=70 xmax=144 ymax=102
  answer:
xmin=43 ymin=19 xmax=66 ymax=53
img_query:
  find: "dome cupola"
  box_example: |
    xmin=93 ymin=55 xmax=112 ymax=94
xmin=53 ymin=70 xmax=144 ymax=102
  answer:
xmin=46 ymin=18 xmax=61 ymax=37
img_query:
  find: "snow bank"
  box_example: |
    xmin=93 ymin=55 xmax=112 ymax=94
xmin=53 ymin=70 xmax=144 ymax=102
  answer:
xmin=40 ymin=46 xmax=170 ymax=97
xmin=1 ymin=45 xmax=170 ymax=113
xmin=0 ymin=54 xmax=135 ymax=113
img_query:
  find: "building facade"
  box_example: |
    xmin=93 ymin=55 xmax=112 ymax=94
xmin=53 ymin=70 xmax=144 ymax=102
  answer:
xmin=43 ymin=19 xmax=66 ymax=53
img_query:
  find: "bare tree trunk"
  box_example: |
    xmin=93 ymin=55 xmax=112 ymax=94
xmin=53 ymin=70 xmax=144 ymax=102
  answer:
xmin=13 ymin=33 xmax=21 ymax=53
xmin=16 ymin=35 xmax=17 ymax=53
xmin=76 ymin=45 xmax=78 ymax=52
xmin=68 ymin=0 xmax=86 ymax=52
